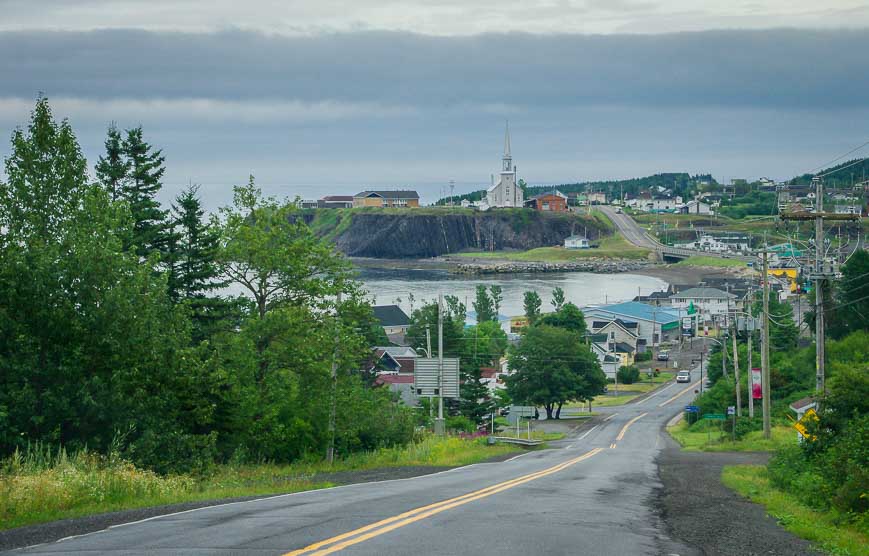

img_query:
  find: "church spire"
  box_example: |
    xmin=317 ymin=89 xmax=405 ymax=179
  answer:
xmin=502 ymin=121 xmax=512 ymax=172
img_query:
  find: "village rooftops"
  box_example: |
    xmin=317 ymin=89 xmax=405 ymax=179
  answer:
xmin=372 ymin=305 xmax=411 ymax=327
xmin=670 ymin=287 xmax=737 ymax=300
xmin=354 ymin=190 xmax=420 ymax=199
xmin=586 ymin=301 xmax=682 ymax=325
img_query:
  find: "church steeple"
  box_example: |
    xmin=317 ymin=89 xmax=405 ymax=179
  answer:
xmin=502 ymin=121 xmax=512 ymax=172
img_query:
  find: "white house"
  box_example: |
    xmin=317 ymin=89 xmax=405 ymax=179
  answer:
xmin=564 ymin=235 xmax=590 ymax=249
xmin=678 ymin=200 xmax=713 ymax=215
xmin=648 ymin=197 xmax=682 ymax=212
xmin=483 ymin=124 xmax=523 ymax=209
xmin=669 ymin=287 xmax=737 ymax=325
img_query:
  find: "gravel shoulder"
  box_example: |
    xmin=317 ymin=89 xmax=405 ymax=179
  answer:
xmin=655 ymin=432 xmax=814 ymax=556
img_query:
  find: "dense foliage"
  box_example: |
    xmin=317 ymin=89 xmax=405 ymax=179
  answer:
xmin=717 ymin=190 xmax=777 ymax=218
xmin=0 ymin=98 xmax=413 ymax=473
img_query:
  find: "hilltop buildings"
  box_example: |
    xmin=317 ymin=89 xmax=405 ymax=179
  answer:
xmin=482 ymin=124 xmax=524 ymax=210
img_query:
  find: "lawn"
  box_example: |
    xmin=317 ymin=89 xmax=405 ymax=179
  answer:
xmin=673 ymin=256 xmax=750 ymax=268
xmin=0 ymin=436 xmax=519 ymax=531
xmin=566 ymin=372 xmax=674 ymax=408
xmin=455 ymin=234 xmax=651 ymax=262
xmin=723 ymin=465 xmax=869 ymax=556
xmin=667 ymin=420 xmax=796 ymax=452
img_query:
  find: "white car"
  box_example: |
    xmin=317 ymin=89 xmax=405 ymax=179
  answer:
xmin=676 ymin=370 xmax=691 ymax=383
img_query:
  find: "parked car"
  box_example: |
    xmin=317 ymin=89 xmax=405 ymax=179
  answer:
xmin=676 ymin=370 xmax=691 ymax=383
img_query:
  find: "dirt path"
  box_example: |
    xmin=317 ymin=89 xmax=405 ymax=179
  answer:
xmin=655 ymin=433 xmax=813 ymax=555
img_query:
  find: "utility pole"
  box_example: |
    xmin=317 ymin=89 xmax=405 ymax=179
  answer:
xmin=780 ymin=176 xmax=858 ymax=394
xmin=746 ymin=284 xmax=755 ymax=418
xmin=426 ymin=325 xmax=433 ymax=422
xmin=732 ymin=320 xmax=741 ymax=417
xmin=327 ymin=292 xmax=342 ymax=464
xmin=761 ymin=250 xmax=771 ymax=439
xmin=435 ymin=293 xmax=445 ymax=436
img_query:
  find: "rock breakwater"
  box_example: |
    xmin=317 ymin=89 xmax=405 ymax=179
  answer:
xmin=454 ymin=259 xmax=652 ymax=274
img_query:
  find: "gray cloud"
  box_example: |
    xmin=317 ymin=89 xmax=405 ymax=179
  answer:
xmin=1 ymin=28 xmax=868 ymax=208
xmin=2 ymin=28 xmax=869 ymax=109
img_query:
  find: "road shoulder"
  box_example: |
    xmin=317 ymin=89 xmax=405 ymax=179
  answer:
xmin=654 ymin=432 xmax=814 ymax=555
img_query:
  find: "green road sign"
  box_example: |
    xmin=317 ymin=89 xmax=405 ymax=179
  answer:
xmin=702 ymin=413 xmax=726 ymax=420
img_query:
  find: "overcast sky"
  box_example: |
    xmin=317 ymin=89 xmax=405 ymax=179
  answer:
xmin=2 ymin=1 xmax=869 ymax=207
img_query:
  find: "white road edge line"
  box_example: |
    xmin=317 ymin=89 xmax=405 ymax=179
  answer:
xmin=604 ymin=413 xmax=618 ymax=422
xmin=504 ymin=451 xmax=535 ymax=462
xmin=12 ymin=457 xmax=514 ymax=552
xmin=577 ymin=424 xmax=599 ymax=441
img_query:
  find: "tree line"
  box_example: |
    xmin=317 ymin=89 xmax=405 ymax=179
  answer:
xmin=0 ymin=97 xmax=412 ymax=473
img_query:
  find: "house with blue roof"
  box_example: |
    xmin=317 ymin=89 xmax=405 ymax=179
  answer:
xmin=583 ymin=301 xmax=689 ymax=345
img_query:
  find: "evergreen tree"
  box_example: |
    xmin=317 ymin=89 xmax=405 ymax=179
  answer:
xmin=94 ymin=122 xmax=129 ymax=202
xmin=170 ymin=185 xmax=233 ymax=341
xmin=121 ymin=126 xmax=169 ymax=259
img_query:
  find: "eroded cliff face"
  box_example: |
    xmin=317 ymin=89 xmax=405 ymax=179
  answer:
xmin=308 ymin=210 xmax=609 ymax=258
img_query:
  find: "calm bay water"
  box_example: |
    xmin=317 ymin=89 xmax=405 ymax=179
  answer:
xmin=357 ymin=267 xmax=668 ymax=320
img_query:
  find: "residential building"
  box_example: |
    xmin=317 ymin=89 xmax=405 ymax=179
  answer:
xmin=675 ymin=234 xmax=750 ymax=253
xmin=669 ymin=287 xmax=738 ymax=326
xmin=678 ymin=200 xmax=713 ymax=215
xmin=371 ymin=346 xmax=419 ymax=406
xmin=564 ymin=235 xmax=590 ymax=249
xmin=318 ymin=195 xmax=354 ymax=209
xmin=299 ymin=199 xmax=319 ymax=209
xmin=373 ymin=305 xmax=412 ymax=344
xmin=353 ymin=190 xmax=420 ymax=208
xmin=587 ymin=191 xmax=607 ymax=205
xmin=526 ymin=191 xmax=568 ymax=212
xmin=633 ymin=290 xmax=670 ymax=307
xmin=584 ymin=301 xmax=685 ymax=345
xmin=590 ymin=343 xmax=622 ymax=379
xmin=483 ymin=124 xmax=524 ymax=209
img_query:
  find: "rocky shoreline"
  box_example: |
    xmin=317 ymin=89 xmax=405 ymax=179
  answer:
xmin=454 ymin=259 xmax=653 ymax=275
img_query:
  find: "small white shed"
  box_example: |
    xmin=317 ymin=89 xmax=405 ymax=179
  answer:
xmin=564 ymin=235 xmax=590 ymax=249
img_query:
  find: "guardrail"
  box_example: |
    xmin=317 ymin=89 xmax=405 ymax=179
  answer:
xmin=490 ymin=436 xmax=544 ymax=446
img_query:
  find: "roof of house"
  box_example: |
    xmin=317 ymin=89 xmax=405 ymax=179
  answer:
xmin=586 ymin=301 xmax=682 ymax=325
xmin=373 ymin=305 xmax=411 ymax=327
xmin=613 ymin=341 xmax=636 ymax=354
xmin=480 ymin=367 xmax=499 ymax=379
xmin=671 ymin=287 xmax=737 ymax=300
xmin=354 ymin=190 xmax=420 ymax=200
xmin=321 ymin=195 xmax=354 ymax=201
xmin=565 ymin=235 xmax=589 ymax=241
xmin=529 ymin=191 xmax=566 ymax=200
xmin=789 ymin=396 xmax=817 ymax=412
xmin=375 ymin=346 xmax=418 ymax=359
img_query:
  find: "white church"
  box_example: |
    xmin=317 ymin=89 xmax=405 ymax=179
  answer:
xmin=481 ymin=124 xmax=523 ymax=210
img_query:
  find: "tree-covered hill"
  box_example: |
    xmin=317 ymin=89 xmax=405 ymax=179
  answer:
xmin=789 ymin=157 xmax=869 ymax=188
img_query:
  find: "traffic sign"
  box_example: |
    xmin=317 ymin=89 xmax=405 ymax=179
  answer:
xmin=414 ymin=357 xmax=460 ymax=398
xmin=702 ymin=413 xmax=726 ymax=420
xmin=727 ymin=406 xmax=735 ymax=416
xmin=684 ymin=405 xmax=699 ymax=413
xmin=793 ymin=408 xmax=818 ymax=441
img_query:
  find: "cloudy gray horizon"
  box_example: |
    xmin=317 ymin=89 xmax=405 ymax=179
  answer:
xmin=2 ymin=21 xmax=869 ymax=207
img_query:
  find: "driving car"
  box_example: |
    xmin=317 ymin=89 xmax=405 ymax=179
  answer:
xmin=657 ymin=350 xmax=670 ymax=361
xmin=676 ymin=370 xmax=691 ymax=383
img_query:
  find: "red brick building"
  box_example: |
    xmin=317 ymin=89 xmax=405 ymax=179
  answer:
xmin=525 ymin=191 xmax=568 ymax=212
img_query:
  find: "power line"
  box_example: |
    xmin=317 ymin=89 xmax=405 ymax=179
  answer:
xmin=815 ymin=156 xmax=868 ymax=179
xmin=807 ymin=139 xmax=869 ymax=175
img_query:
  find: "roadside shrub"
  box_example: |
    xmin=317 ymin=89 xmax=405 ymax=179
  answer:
xmin=634 ymin=352 xmax=652 ymax=362
xmin=446 ymin=416 xmax=476 ymax=433
xmin=616 ymin=365 xmax=641 ymax=385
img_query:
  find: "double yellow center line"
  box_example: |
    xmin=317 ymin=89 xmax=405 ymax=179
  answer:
xmin=609 ymin=412 xmax=647 ymax=448
xmin=284 ymin=447 xmax=603 ymax=555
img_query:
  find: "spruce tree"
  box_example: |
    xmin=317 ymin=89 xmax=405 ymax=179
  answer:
xmin=94 ymin=122 xmax=129 ymax=202
xmin=121 ymin=126 xmax=169 ymax=259
xmin=171 ymin=185 xmax=231 ymax=341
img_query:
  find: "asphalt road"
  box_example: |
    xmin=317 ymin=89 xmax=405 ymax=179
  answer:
xmin=598 ymin=205 xmax=661 ymax=250
xmin=7 ymin=370 xmax=708 ymax=556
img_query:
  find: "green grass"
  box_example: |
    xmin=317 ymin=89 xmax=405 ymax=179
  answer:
xmin=667 ymin=421 xmax=796 ymax=452
xmin=0 ymin=436 xmax=519 ymax=531
xmin=673 ymin=256 xmax=750 ymax=268
xmin=455 ymin=234 xmax=651 ymax=262
xmin=565 ymin=372 xmax=674 ymax=408
xmin=723 ymin=465 xmax=869 ymax=556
